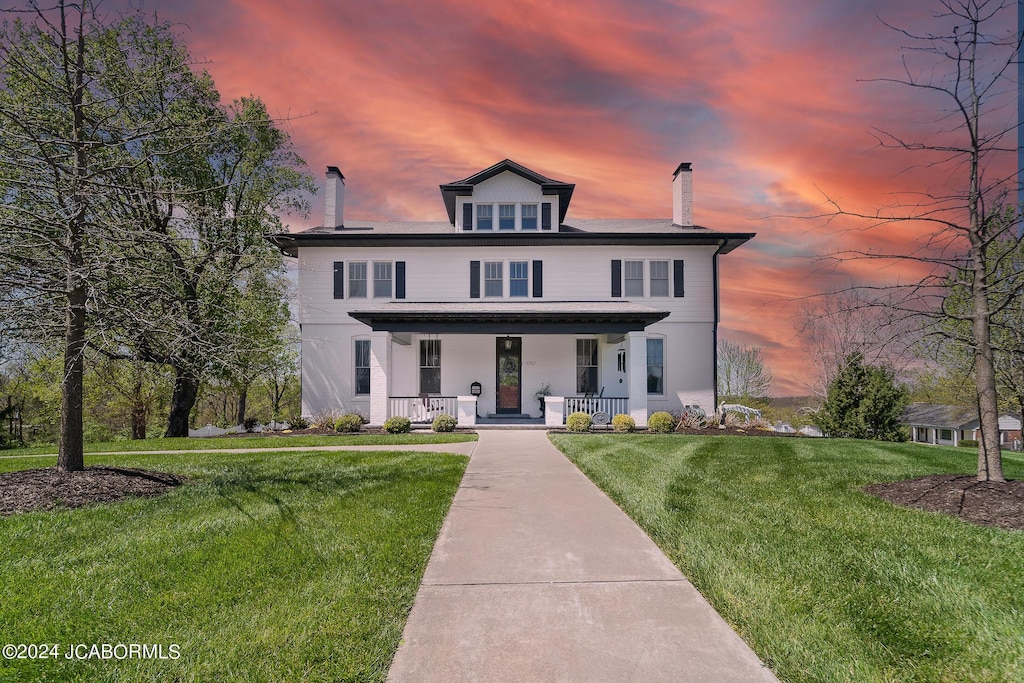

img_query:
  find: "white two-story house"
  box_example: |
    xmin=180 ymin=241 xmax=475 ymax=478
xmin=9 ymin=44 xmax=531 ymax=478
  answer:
xmin=269 ymin=159 xmax=753 ymax=427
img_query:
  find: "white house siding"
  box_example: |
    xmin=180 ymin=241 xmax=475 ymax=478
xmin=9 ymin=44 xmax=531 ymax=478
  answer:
xmin=297 ymin=244 xmax=717 ymax=323
xmin=297 ymin=240 xmax=719 ymax=420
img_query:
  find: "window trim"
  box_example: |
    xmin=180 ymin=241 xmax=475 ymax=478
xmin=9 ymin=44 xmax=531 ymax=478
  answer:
xmin=498 ymin=204 xmax=516 ymax=230
xmin=373 ymin=261 xmax=393 ymax=299
xmin=348 ymin=261 xmax=368 ymax=299
xmin=624 ymin=260 xmax=644 ymax=297
xmin=476 ymin=204 xmax=493 ymax=231
xmin=521 ymin=204 xmax=538 ymax=230
xmin=354 ymin=338 xmax=371 ymax=396
xmin=576 ymin=338 xmax=599 ymax=395
xmin=419 ymin=339 xmax=441 ymax=395
xmin=484 ymin=261 xmax=504 ymax=297
xmin=646 ymin=337 xmax=665 ymax=396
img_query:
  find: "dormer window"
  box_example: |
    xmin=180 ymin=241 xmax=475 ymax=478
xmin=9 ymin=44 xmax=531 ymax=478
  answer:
xmin=499 ymin=204 xmax=516 ymax=230
xmin=477 ymin=204 xmax=493 ymax=231
xmin=522 ymin=204 xmax=537 ymax=230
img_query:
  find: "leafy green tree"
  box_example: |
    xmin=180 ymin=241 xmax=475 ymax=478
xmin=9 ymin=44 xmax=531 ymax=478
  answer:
xmin=817 ymin=353 xmax=908 ymax=441
xmin=0 ymin=2 xmax=225 ymax=468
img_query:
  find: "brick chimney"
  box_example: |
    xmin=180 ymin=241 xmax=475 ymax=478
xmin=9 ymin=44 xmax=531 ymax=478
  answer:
xmin=325 ymin=166 xmax=345 ymax=229
xmin=672 ymin=162 xmax=692 ymax=227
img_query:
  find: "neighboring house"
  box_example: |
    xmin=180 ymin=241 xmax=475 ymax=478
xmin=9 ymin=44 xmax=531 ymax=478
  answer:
xmin=269 ymin=159 xmax=754 ymax=427
xmin=902 ymin=403 xmax=1023 ymax=448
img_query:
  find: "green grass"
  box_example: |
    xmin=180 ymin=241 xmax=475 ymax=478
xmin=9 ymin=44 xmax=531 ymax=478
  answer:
xmin=0 ymin=432 xmax=477 ymax=458
xmin=550 ymin=434 xmax=1024 ymax=683
xmin=0 ymin=447 xmax=468 ymax=682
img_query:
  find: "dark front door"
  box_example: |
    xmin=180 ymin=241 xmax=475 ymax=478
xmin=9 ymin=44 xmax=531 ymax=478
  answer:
xmin=495 ymin=337 xmax=522 ymax=414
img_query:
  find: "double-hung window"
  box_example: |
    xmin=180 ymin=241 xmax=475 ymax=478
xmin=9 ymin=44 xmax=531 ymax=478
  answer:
xmin=476 ymin=204 xmax=493 ymax=230
xmin=373 ymin=261 xmax=392 ymax=298
xmin=509 ymin=261 xmax=529 ymax=297
xmin=647 ymin=338 xmax=664 ymax=395
xmin=354 ymin=340 xmax=370 ymax=395
xmin=420 ymin=340 xmax=441 ymax=394
xmin=521 ymin=204 xmax=538 ymax=230
xmin=650 ymin=261 xmax=669 ymax=296
xmin=576 ymin=339 xmax=598 ymax=394
xmin=499 ymin=204 xmax=516 ymax=230
xmin=484 ymin=262 xmax=503 ymax=297
xmin=624 ymin=261 xmax=644 ymax=296
xmin=348 ymin=262 xmax=367 ymax=298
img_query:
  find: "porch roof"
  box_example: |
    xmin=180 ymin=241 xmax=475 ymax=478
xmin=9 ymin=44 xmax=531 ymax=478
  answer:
xmin=348 ymin=301 xmax=669 ymax=333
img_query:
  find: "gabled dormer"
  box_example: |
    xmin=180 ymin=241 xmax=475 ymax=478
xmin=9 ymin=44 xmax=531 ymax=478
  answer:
xmin=440 ymin=159 xmax=575 ymax=233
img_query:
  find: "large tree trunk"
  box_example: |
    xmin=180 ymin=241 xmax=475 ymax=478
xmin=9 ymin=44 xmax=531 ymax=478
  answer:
xmin=236 ymin=384 xmax=248 ymax=426
xmin=58 ymin=278 xmax=86 ymax=472
xmin=166 ymin=369 xmax=199 ymax=437
xmin=129 ymin=375 xmax=147 ymax=440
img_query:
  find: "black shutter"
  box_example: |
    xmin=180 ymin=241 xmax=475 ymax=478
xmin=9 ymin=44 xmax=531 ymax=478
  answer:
xmin=470 ymin=261 xmax=480 ymax=298
xmin=532 ymin=260 xmax=543 ymax=297
xmin=462 ymin=203 xmax=473 ymax=231
xmin=541 ymin=202 xmax=552 ymax=231
xmin=333 ymin=261 xmax=344 ymax=299
xmin=395 ymin=261 xmax=406 ymax=299
xmin=611 ymin=260 xmax=622 ymax=297
xmin=673 ymin=260 xmax=685 ymax=297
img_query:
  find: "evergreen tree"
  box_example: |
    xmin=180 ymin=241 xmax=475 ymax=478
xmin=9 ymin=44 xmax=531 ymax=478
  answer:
xmin=817 ymin=353 xmax=908 ymax=441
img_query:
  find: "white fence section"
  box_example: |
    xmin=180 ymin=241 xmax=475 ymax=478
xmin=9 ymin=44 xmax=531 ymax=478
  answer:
xmin=564 ymin=397 xmax=629 ymax=422
xmin=389 ymin=396 xmax=458 ymax=423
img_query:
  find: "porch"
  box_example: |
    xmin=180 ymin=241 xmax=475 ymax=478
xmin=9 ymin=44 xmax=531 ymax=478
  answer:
xmin=386 ymin=394 xmax=634 ymax=428
xmin=352 ymin=301 xmax=672 ymax=429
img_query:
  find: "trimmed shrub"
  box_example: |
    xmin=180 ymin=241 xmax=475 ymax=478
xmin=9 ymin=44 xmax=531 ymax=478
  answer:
xmin=334 ymin=413 xmax=364 ymax=433
xmin=432 ymin=413 xmax=457 ymax=433
xmin=959 ymin=439 xmax=978 ymax=447
xmin=566 ymin=412 xmax=592 ymax=433
xmin=311 ymin=407 xmax=345 ymax=430
xmin=383 ymin=416 xmax=412 ymax=434
xmin=611 ymin=413 xmax=636 ymax=433
xmin=288 ymin=415 xmax=310 ymax=429
xmin=647 ymin=411 xmax=675 ymax=433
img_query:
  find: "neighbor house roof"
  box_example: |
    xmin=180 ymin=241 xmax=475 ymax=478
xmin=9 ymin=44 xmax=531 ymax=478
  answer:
xmin=268 ymin=220 xmax=755 ymax=255
xmin=347 ymin=301 xmax=669 ymax=334
xmin=901 ymin=403 xmax=976 ymax=429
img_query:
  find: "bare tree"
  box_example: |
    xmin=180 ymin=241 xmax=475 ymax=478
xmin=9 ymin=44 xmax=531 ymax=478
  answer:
xmin=812 ymin=1 xmax=1021 ymax=481
xmin=717 ymin=339 xmax=773 ymax=401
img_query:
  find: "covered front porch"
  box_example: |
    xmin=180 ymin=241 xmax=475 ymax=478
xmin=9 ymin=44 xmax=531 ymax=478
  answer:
xmin=349 ymin=302 xmax=670 ymax=428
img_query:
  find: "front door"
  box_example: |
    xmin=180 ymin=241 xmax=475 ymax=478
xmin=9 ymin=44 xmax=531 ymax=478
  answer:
xmin=495 ymin=337 xmax=522 ymax=414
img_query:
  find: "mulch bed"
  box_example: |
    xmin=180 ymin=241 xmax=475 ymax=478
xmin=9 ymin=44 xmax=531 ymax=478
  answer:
xmin=865 ymin=474 xmax=1024 ymax=531
xmin=0 ymin=466 xmax=183 ymax=516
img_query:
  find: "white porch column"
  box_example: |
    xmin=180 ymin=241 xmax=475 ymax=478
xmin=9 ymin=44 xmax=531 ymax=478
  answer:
xmin=545 ymin=396 xmax=565 ymax=427
xmin=627 ymin=332 xmax=648 ymax=428
xmin=369 ymin=331 xmax=390 ymax=426
xmin=457 ymin=396 xmax=477 ymax=427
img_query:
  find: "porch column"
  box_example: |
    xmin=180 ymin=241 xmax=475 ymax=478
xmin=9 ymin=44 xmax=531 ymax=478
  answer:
xmin=627 ymin=331 xmax=648 ymax=428
xmin=369 ymin=331 xmax=390 ymax=426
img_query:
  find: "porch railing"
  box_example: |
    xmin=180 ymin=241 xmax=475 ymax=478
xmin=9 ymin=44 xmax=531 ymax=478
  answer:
xmin=564 ymin=396 xmax=628 ymax=422
xmin=389 ymin=396 xmax=458 ymax=423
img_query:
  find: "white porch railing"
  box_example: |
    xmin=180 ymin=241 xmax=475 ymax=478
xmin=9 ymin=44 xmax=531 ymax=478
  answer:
xmin=564 ymin=396 xmax=628 ymax=422
xmin=389 ymin=396 xmax=458 ymax=423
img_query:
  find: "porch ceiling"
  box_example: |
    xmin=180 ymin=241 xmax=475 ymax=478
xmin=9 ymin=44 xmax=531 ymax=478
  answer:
xmin=349 ymin=301 xmax=670 ymax=334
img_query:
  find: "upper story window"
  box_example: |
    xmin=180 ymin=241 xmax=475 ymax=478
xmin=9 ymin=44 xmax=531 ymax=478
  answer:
xmin=373 ymin=262 xmax=393 ymax=298
xmin=349 ymin=262 xmax=367 ymax=298
xmin=650 ymin=261 xmax=669 ymax=297
xmin=484 ymin=262 xmax=503 ymax=297
xmin=499 ymin=204 xmax=516 ymax=230
xmin=624 ymin=261 xmax=644 ymax=297
xmin=521 ymin=204 xmax=537 ymax=230
xmin=509 ymin=261 xmax=529 ymax=297
xmin=477 ymin=204 xmax=493 ymax=231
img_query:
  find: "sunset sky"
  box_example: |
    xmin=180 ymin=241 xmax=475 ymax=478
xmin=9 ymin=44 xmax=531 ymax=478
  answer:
xmin=128 ymin=0 xmax=1018 ymax=395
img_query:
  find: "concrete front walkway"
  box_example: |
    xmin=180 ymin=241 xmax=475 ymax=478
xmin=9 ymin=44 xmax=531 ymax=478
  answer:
xmin=387 ymin=430 xmax=779 ymax=682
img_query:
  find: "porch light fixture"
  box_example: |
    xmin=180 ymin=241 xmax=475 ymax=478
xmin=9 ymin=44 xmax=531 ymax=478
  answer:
xmin=470 ymin=381 xmax=482 ymax=397
xmin=503 ymin=336 xmax=514 ymax=351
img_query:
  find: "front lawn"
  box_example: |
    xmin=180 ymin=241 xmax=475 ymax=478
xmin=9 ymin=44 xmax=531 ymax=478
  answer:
xmin=550 ymin=434 xmax=1024 ymax=683
xmin=0 ymin=432 xmax=477 ymax=459
xmin=0 ymin=447 xmax=468 ymax=682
